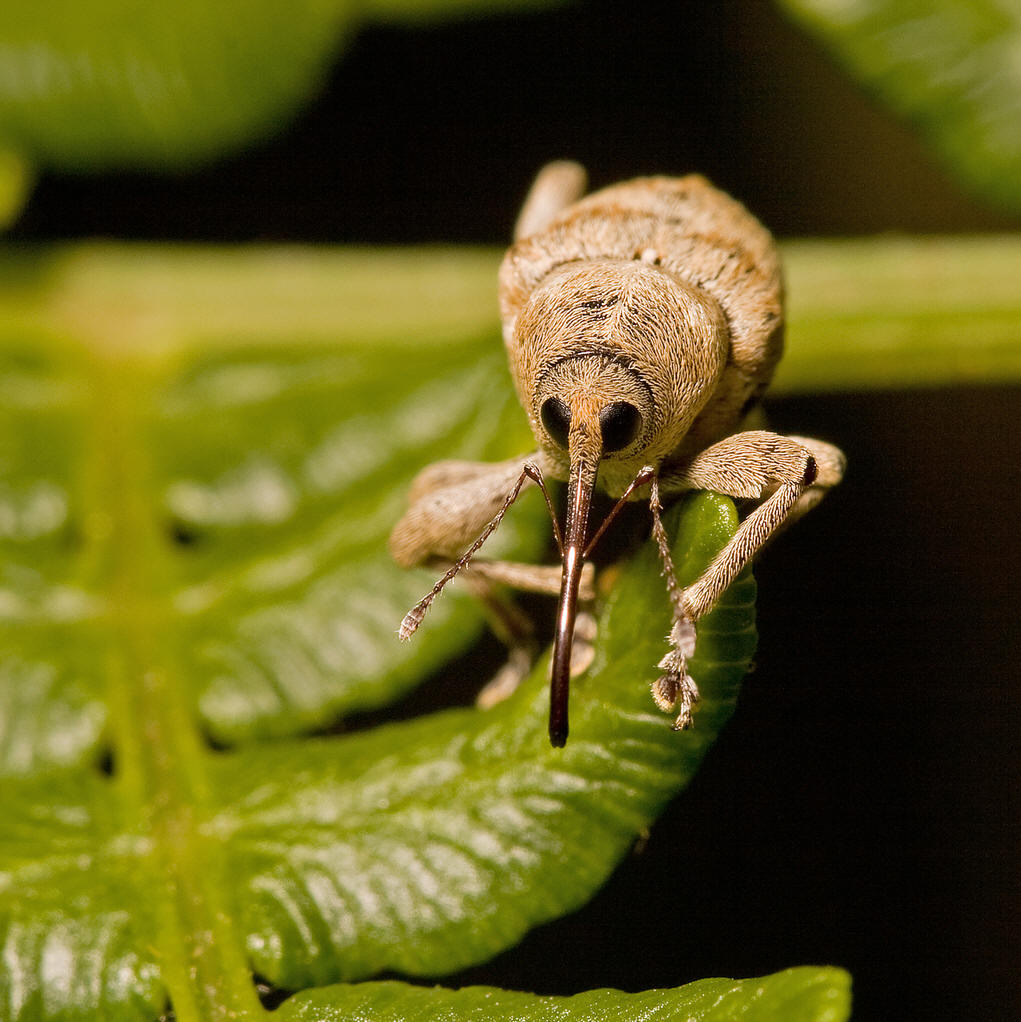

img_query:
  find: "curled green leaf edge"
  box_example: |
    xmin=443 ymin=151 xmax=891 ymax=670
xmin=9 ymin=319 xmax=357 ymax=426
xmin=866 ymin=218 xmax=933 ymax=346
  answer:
xmin=275 ymin=965 xmax=852 ymax=1021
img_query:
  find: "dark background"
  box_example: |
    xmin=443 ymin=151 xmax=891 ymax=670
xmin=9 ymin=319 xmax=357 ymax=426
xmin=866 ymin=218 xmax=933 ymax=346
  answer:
xmin=12 ymin=1 xmax=1019 ymax=1018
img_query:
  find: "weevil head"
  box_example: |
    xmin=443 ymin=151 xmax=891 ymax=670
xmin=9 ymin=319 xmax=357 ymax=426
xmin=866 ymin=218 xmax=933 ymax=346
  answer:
xmin=508 ymin=259 xmax=728 ymax=493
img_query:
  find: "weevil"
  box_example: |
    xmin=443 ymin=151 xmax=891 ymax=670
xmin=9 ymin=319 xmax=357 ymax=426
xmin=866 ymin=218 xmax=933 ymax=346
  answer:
xmin=390 ymin=162 xmax=845 ymax=747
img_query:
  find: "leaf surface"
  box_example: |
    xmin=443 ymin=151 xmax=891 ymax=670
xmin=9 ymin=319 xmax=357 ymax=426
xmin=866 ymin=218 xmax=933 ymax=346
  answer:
xmin=277 ymin=967 xmax=852 ymax=1021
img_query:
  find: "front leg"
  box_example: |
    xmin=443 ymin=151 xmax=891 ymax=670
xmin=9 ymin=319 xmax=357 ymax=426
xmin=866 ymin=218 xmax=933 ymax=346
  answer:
xmin=390 ymin=455 xmax=545 ymax=571
xmin=391 ymin=454 xmax=552 ymax=636
xmin=665 ymin=430 xmax=844 ymax=619
xmin=391 ymin=452 xmax=593 ymax=600
xmin=390 ymin=453 xmax=595 ymax=699
xmin=650 ymin=430 xmax=844 ymax=727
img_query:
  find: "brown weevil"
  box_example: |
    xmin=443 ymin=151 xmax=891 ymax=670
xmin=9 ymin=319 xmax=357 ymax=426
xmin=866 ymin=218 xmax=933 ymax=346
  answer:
xmin=390 ymin=162 xmax=845 ymax=747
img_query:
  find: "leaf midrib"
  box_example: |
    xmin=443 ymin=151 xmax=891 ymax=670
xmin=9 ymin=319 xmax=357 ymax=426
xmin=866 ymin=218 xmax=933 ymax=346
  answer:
xmin=86 ymin=351 xmax=265 ymax=1021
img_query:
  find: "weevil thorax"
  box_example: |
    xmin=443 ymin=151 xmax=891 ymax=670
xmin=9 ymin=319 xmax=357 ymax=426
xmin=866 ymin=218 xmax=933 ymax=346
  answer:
xmin=507 ymin=259 xmax=728 ymax=496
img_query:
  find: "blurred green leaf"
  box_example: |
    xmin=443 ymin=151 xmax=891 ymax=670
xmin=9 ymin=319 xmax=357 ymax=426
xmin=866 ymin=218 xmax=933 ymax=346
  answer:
xmin=0 ymin=242 xmax=763 ymax=1019
xmin=0 ymin=266 xmax=542 ymax=770
xmin=365 ymin=0 xmax=562 ymax=21
xmin=781 ymin=0 xmax=1021 ymax=213
xmin=0 ymin=1 xmax=350 ymax=171
xmin=276 ymin=967 xmax=852 ymax=1021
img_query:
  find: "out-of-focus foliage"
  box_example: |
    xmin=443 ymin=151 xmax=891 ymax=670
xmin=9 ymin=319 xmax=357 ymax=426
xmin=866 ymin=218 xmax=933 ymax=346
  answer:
xmin=780 ymin=235 xmax=1021 ymax=390
xmin=0 ymin=149 xmax=31 ymax=228
xmin=782 ymin=0 xmax=1021 ymax=214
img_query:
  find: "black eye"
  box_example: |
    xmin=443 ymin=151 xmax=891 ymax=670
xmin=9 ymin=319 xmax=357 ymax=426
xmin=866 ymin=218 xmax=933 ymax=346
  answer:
xmin=599 ymin=401 xmax=642 ymax=453
xmin=540 ymin=397 xmax=572 ymax=448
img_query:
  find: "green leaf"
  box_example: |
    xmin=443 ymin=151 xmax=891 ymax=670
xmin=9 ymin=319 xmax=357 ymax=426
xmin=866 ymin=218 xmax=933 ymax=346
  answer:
xmin=208 ymin=491 xmax=755 ymax=990
xmin=0 ymin=243 xmax=761 ymax=1019
xmin=780 ymin=0 xmax=1021 ymax=213
xmin=0 ymin=1 xmax=351 ymax=170
xmin=158 ymin=339 xmax=545 ymax=744
xmin=276 ymin=967 xmax=852 ymax=1021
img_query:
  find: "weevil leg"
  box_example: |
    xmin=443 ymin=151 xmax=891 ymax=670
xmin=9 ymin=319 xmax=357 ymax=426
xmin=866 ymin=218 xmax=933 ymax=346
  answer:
xmin=391 ymin=452 xmax=594 ymax=704
xmin=783 ymin=434 xmax=846 ymax=521
xmin=464 ymin=559 xmax=593 ymax=600
xmin=391 ymin=455 xmax=548 ymax=638
xmin=514 ymin=161 xmax=588 ymax=240
xmin=391 ymin=456 xmax=542 ymax=574
xmin=650 ymin=431 xmax=845 ymax=727
xmin=647 ymin=473 xmax=701 ymax=729
xmin=659 ymin=430 xmax=844 ymax=620
xmin=464 ymin=560 xmax=596 ymax=705
xmin=476 ymin=645 xmax=537 ymax=709
xmin=670 ymin=431 xmax=844 ymax=619
xmin=461 ymin=559 xmax=597 ymax=703
xmin=458 ymin=570 xmax=539 ymax=708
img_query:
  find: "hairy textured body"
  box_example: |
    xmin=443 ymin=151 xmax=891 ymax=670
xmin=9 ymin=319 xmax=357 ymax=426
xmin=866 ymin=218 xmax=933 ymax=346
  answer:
xmin=391 ymin=162 xmax=844 ymax=746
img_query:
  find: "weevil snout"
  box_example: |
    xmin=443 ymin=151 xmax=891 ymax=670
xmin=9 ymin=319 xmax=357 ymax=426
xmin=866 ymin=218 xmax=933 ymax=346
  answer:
xmin=536 ymin=355 xmax=658 ymax=746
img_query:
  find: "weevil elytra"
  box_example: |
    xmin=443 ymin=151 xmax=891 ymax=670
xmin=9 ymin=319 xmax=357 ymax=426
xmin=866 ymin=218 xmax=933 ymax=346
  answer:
xmin=390 ymin=162 xmax=845 ymax=747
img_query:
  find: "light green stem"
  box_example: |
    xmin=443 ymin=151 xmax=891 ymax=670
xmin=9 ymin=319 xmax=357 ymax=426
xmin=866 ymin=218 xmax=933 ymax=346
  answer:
xmin=0 ymin=237 xmax=1018 ymax=391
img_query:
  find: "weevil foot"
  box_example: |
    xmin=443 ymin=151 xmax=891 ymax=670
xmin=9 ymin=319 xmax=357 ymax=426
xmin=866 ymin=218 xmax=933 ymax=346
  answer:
xmin=652 ymin=668 xmax=700 ymax=729
xmin=652 ymin=612 xmax=700 ymax=728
